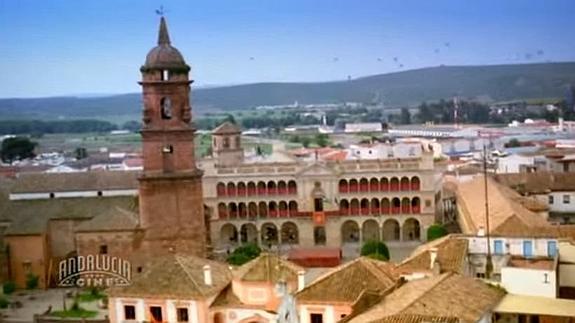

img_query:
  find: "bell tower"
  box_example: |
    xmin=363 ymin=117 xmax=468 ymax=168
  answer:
xmin=137 ymin=16 xmax=206 ymax=257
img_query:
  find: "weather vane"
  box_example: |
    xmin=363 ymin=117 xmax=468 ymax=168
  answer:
xmin=155 ymin=5 xmax=165 ymax=16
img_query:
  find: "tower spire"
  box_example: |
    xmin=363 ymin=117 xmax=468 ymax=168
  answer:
xmin=158 ymin=16 xmax=171 ymax=46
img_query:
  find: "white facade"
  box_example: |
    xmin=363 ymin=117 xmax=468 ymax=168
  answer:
xmin=500 ymin=265 xmax=556 ymax=298
xmin=545 ymin=191 xmax=575 ymax=213
xmin=344 ymin=122 xmax=383 ymax=133
xmin=496 ymin=154 xmax=535 ymax=174
xmin=9 ymin=189 xmax=138 ymax=201
xmin=348 ymin=143 xmax=423 ymax=160
xmin=467 ymin=236 xmax=557 ymax=258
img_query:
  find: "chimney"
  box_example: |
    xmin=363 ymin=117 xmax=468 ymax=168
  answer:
xmin=203 ymin=264 xmax=212 ymax=286
xmin=477 ymin=226 xmax=485 ymax=237
xmin=429 ymin=247 xmax=440 ymax=275
xmin=297 ymin=270 xmax=305 ymax=291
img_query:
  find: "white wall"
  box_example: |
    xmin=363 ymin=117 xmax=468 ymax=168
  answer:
xmin=501 ymin=266 xmax=556 ymax=298
xmin=9 ymin=189 xmax=138 ymax=200
xmin=559 ymin=241 xmax=575 ymax=288
xmin=467 ymin=236 xmax=556 ymax=258
xmin=496 ymin=155 xmax=534 ymax=174
xmin=547 ymin=191 xmax=575 ymax=213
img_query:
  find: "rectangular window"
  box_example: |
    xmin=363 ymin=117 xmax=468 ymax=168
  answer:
xmin=494 ymin=240 xmax=503 ymax=255
xmin=150 ymin=306 xmax=163 ymax=322
xmin=547 ymin=241 xmax=557 ymax=257
xmin=563 ymin=194 xmax=570 ymax=204
xmin=523 ymin=240 xmax=533 ymax=258
xmin=124 ymin=305 xmax=136 ymax=320
xmin=99 ymin=245 xmax=108 ymax=255
xmin=310 ymin=313 xmax=323 ymax=323
xmin=22 ymin=261 xmax=32 ymax=273
xmin=177 ymin=308 xmax=189 ymax=322
xmin=548 ymin=195 xmax=554 ymax=204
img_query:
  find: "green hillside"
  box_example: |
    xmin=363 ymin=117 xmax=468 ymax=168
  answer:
xmin=1 ymin=62 xmax=574 ymax=120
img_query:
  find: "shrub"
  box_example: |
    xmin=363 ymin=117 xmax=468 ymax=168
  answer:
xmin=3 ymin=281 xmax=16 ymax=295
xmin=366 ymin=253 xmax=388 ymax=261
xmin=227 ymin=243 xmax=262 ymax=266
xmin=361 ymin=240 xmax=390 ymax=261
xmin=0 ymin=296 xmax=8 ymax=309
xmin=427 ymin=224 xmax=448 ymax=242
xmin=25 ymin=273 xmax=39 ymax=290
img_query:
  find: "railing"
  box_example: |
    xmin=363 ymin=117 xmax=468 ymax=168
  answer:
xmin=336 ymin=206 xmax=421 ymax=216
xmin=218 ymin=187 xmax=297 ymax=197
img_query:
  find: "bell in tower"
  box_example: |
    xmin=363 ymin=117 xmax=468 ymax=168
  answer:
xmin=136 ymin=16 xmax=207 ymax=257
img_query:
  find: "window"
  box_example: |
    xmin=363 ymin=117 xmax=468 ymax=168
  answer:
xmin=162 ymin=145 xmax=173 ymax=154
xmin=22 ymin=261 xmax=32 ymax=273
xmin=149 ymin=306 xmax=162 ymax=322
xmin=124 ymin=305 xmax=136 ymax=320
xmin=99 ymin=245 xmax=108 ymax=255
xmin=223 ymin=137 xmax=230 ymax=149
xmin=563 ymin=194 xmax=571 ymax=204
xmin=310 ymin=313 xmax=323 ymax=323
xmin=160 ymin=97 xmax=172 ymax=119
xmin=548 ymin=195 xmax=554 ymax=204
xmin=49 ymin=192 xmax=55 ymax=198
xmin=475 ymin=272 xmax=486 ymax=279
xmin=161 ymin=70 xmax=170 ymax=81
xmin=494 ymin=240 xmax=503 ymax=255
xmin=177 ymin=308 xmax=189 ymax=322
xmin=425 ymin=199 xmax=432 ymax=207
xmin=97 ymin=191 xmax=103 ymax=197
xmin=547 ymin=241 xmax=557 ymax=257
xmin=314 ymin=198 xmax=323 ymax=212
xmin=523 ymin=240 xmax=533 ymax=258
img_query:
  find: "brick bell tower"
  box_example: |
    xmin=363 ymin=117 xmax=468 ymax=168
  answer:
xmin=137 ymin=16 xmax=206 ymax=257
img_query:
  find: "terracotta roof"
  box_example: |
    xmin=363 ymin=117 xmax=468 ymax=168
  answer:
xmin=495 ymin=172 xmax=575 ymax=194
xmin=3 ymin=196 xmax=136 ymax=236
xmin=234 ymin=253 xmax=303 ymax=283
xmin=295 ymin=257 xmax=398 ymax=304
xmin=368 ymin=314 xmax=458 ymax=323
xmin=143 ymin=17 xmax=187 ymax=69
xmin=210 ymin=283 xmax=243 ymax=308
xmin=456 ymin=176 xmax=550 ymax=236
xmin=108 ymin=254 xmax=231 ymax=299
xmin=396 ymin=235 xmax=468 ymax=275
xmin=75 ymin=206 xmax=139 ymax=232
xmin=347 ymin=273 xmax=505 ymax=323
xmin=11 ymin=171 xmax=138 ymax=194
xmin=212 ymin=122 xmax=241 ymax=135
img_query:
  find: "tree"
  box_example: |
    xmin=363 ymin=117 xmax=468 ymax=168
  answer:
xmin=427 ymin=224 xmax=448 ymax=242
xmin=400 ymin=107 xmax=411 ymax=125
xmin=227 ymin=243 xmax=261 ymax=266
xmin=314 ymin=134 xmax=329 ymax=147
xmin=122 ymin=121 xmax=141 ymax=132
xmin=360 ymin=240 xmax=390 ymax=261
xmin=1 ymin=136 xmax=37 ymax=164
xmin=505 ymin=138 xmax=521 ymax=148
xmin=225 ymin=114 xmax=237 ymax=125
xmin=74 ymin=147 xmax=88 ymax=160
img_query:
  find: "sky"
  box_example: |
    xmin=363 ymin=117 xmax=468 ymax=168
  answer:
xmin=1 ymin=0 xmax=575 ymax=98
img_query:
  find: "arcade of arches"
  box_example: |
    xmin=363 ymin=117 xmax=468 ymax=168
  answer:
xmin=219 ymin=218 xmax=422 ymax=248
xmin=338 ymin=176 xmax=420 ymax=193
xmin=217 ymin=180 xmax=297 ymax=197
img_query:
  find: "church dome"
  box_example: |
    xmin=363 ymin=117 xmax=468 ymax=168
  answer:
xmin=143 ymin=17 xmax=188 ymax=70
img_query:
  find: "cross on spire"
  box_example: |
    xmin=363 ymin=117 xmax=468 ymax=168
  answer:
xmin=157 ymin=15 xmax=171 ymax=46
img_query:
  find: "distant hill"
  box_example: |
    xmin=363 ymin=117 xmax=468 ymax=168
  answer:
xmin=1 ymin=62 xmax=574 ymax=120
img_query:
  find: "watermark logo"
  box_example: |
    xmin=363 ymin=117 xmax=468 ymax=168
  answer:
xmin=58 ymin=255 xmax=131 ymax=287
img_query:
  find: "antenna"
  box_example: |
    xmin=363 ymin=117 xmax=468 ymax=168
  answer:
xmin=453 ymin=96 xmax=460 ymax=128
xmin=483 ymin=144 xmax=493 ymax=279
